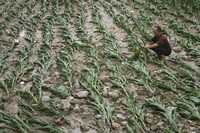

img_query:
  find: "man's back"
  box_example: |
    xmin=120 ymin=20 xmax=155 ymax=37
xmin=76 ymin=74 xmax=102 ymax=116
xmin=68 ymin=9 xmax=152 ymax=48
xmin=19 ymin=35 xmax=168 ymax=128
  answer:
xmin=150 ymin=35 xmax=172 ymax=56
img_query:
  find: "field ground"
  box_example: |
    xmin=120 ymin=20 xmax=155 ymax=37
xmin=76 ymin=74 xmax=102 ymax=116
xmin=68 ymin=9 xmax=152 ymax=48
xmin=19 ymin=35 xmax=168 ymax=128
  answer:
xmin=0 ymin=0 xmax=200 ymax=133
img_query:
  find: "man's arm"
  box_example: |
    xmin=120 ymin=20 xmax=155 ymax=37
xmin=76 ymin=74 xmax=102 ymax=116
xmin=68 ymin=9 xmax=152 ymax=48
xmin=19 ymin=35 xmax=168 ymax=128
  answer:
xmin=144 ymin=43 xmax=158 ymax=48
xmin=143 ymin=36 xmax=158 ymax=48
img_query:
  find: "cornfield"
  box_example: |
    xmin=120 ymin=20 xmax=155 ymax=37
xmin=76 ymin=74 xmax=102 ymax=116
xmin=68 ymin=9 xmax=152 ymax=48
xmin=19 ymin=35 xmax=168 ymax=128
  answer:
xmin=0 ymin=0 xmax=200 ymax=132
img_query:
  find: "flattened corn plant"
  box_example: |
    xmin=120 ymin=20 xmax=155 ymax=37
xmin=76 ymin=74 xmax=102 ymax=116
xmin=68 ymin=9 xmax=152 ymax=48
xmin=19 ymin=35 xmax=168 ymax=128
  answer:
xmin=168 ymin=20 xmax=200 ymax=43
xmin=74 ymin=0 xmax=90 ymax=44
xmin=27 ymin=118 xmax=64 ymax=133
xmin=176 ymin=98 xmax=200 ymax=121
xmin=144 ymin=98 xmax=180 ymax=132
xmin=80 ymin=67 xmax=114 ymax=130
xmin=125 ymin=94 xmax=147 ymax=133
xmin=56 ymin=0 xmax=75 ymax=91
xmin=91 ymin=2 xmax=122 ymax=61
xmin=38 ymin=17 xmax=54 ymax=71
xmin=0 ymin=110 xmax=30 ymax=133
xmin=163 ymin=0 xmax=200 ymax=14
xmin=0 ymin=55 xmax=8 ymax=76
xmin=106 ymin=62 xmax=128 ymax=95
xmin=57 ymin=49 xmax=73 ymax=89
xmin=100 ymin=0 xmax=153 ymax=63
xmin=143 ymin=0 xmax=200 ymax=65
xmin=0 ymin=0 xmax=200 ymax=132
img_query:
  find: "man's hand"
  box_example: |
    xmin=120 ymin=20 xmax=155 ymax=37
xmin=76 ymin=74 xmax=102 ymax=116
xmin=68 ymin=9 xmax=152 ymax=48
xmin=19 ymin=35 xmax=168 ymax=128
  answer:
xmin=142 ymin=44 xmax=148 ymax=48
xmin=144 ymin=45 xmax=149 ymax=48
xmin=143 ymin=44 xmax=150 ymax=48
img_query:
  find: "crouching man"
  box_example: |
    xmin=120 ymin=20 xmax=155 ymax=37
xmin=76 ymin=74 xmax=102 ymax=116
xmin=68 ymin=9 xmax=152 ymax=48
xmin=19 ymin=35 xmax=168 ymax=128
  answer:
xmin=144 ymin=26 xmax=172 ymax=59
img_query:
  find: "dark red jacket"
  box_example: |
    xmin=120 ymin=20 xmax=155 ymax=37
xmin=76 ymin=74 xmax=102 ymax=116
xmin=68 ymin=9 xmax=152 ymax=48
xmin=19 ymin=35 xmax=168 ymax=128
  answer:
xmin=150 ymin=35 xmax=172 ymax=56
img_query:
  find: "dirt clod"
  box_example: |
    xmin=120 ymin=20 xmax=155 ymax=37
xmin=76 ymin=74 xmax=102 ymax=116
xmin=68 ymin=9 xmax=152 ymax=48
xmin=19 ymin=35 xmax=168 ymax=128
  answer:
xmin=74 ymin=91 xmax=89 ymax=98
xmin=112 ymin=121 xmax=121 ymax=129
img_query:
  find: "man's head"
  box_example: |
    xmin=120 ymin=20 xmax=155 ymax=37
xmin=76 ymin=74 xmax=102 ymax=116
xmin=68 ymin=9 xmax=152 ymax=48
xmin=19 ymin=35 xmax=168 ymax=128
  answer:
xmin=154 ymin=26 xmax=162 ymax=37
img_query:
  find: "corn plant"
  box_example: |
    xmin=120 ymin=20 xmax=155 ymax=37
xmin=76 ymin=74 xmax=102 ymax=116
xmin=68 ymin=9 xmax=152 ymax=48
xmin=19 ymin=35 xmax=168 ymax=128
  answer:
xmin=176 ymin=98 xmax=200 ymax=121
xmin=56 ymin=0 xmax=75 ymax=91
xmin=57 ymin=49 xmax=73 ymax=89
xmin=106 ymin=62 xmax=129 ymax=96
xmin=80 ymin=68 xmax=114 ymax=129
xmin=100 ymin=0 xmax=151 ymax=63
xmin=0 ymin=55 xmax=8 ymax=76
xmin=168 ymin=20 xmax=200 ymax=43
xmin=38 ymin=17 xmax=54 ymax=71
xmin=1 ymin=0 xmax=200 ymax=132
xmin=165 ymin=0 xmax=200 ymax=14
xmin=40 ymin=0 xmax=48 ymax=15
xmin=51 ymin=0 xmax=59 ymax=16
xmin=182 ymin=39 xmax=200 ymax=59
xmin=0 ymin=110 xmax=30 ymax=133
xmin=0 ymin=0 xmax=26 ymax=33
xmin=33 ymin=100 xmax=61 ymax=116
xmin=31 ymin=70 xmax=42 ymax=103
xmin=28 ymin=118 xmax=64 ymax=133
xmin=125 ymin=94 xmax=147 ymax=133
xmin=74 ymin=0 xmax=90 ymax=44
xmin=144 ymin=98 xmax=180 ymax=132
xmin=130 ymin=61 xmax=154 ymax=93
xmin=91 ymin=3 xmax=122 ymax=61
xmin=15 ymin=46 xmax=32 ymax=80
xmin=152 ymin=69 xmax=178 ymax=92
xmin=0 ymin=71 xmax=17 ymax=95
